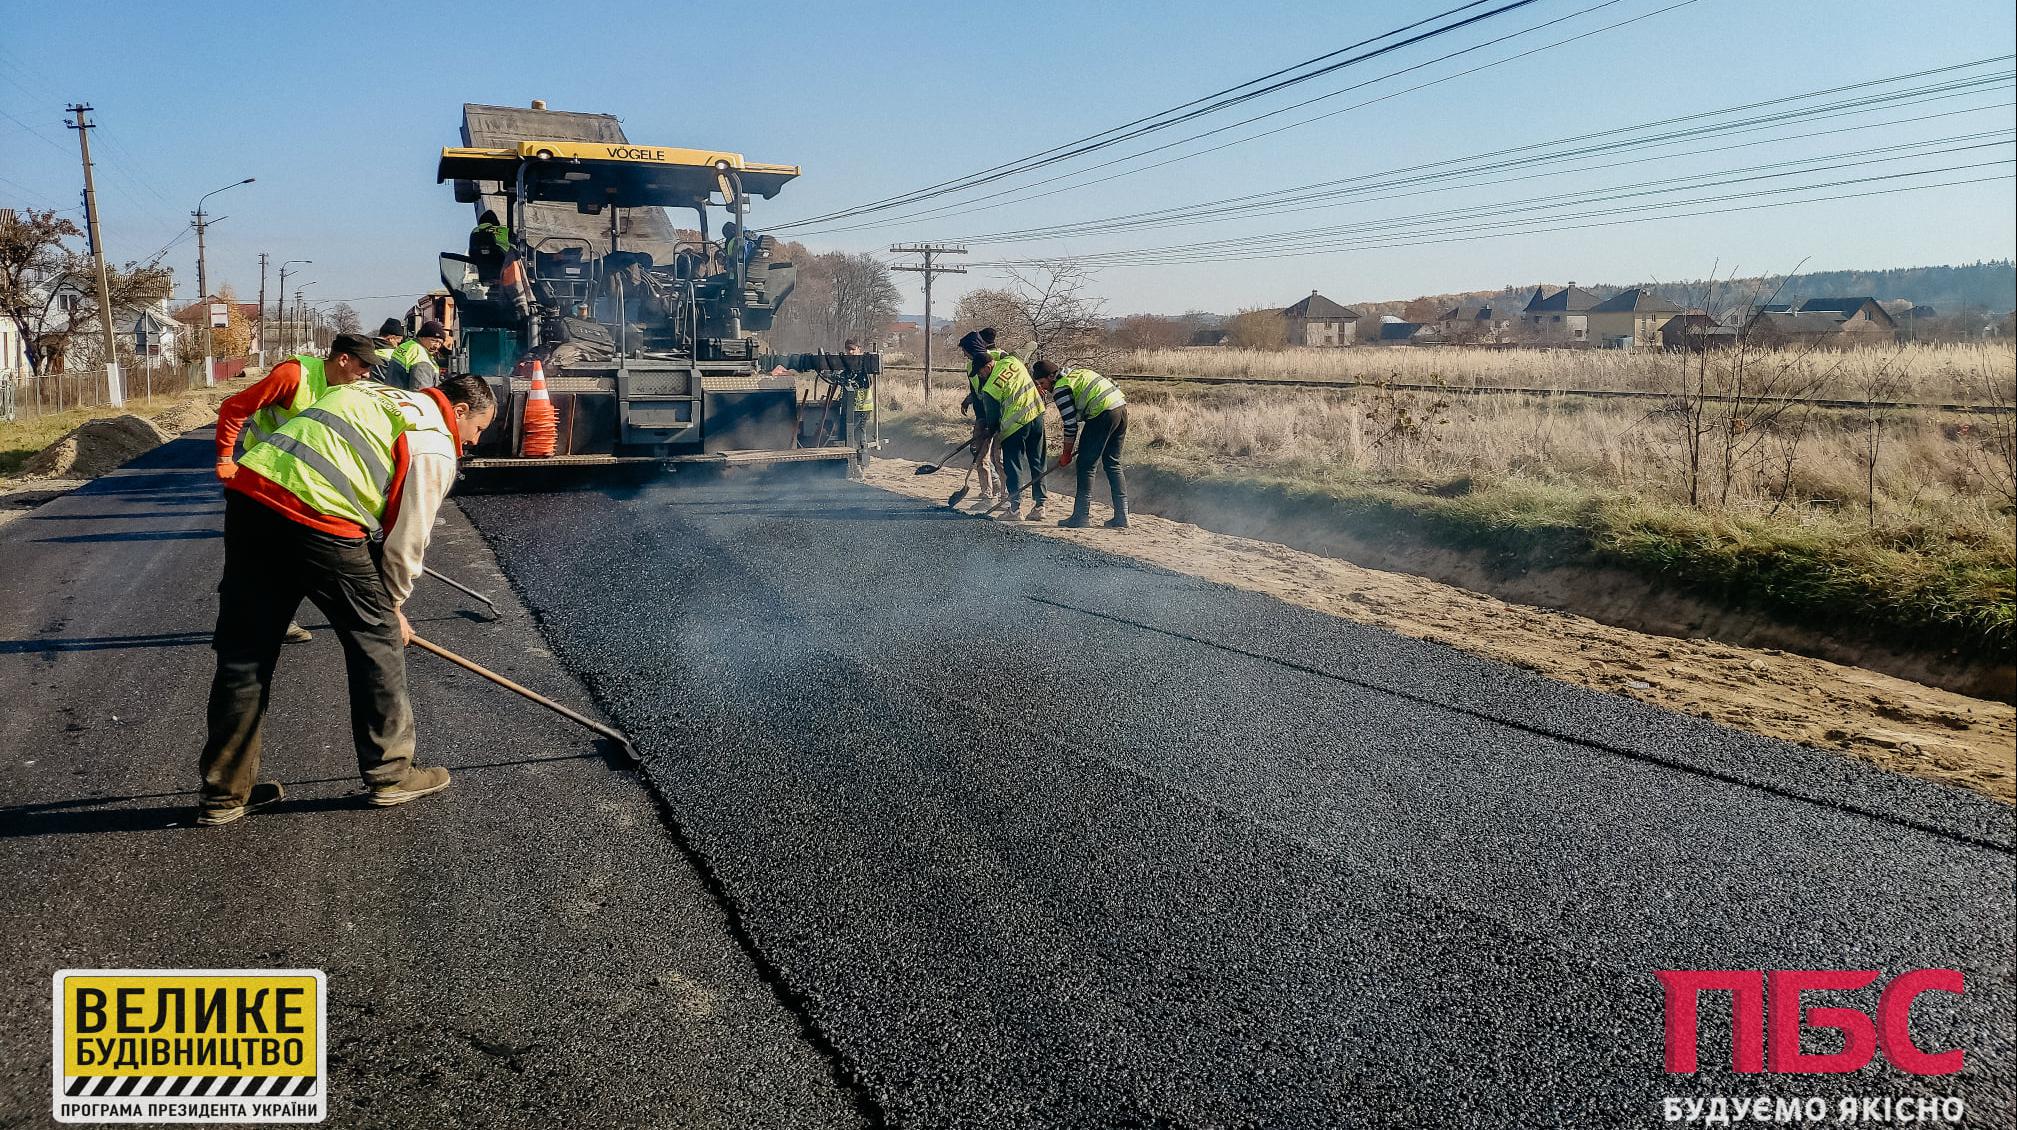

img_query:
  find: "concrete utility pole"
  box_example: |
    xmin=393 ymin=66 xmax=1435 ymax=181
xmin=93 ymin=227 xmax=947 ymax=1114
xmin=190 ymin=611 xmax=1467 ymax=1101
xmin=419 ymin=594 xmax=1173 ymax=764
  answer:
xmin=192 ymin=177 xmax=254 ymax=385
xmin=65 ymin=104 xmax=122 ymax=407
xmin=890 ymin=244 xmax=966 ymax=402
xmin=276 ymin=260 xmax=309 ymax=356
xmin=256 ymin=252 xmax=268 ymax=361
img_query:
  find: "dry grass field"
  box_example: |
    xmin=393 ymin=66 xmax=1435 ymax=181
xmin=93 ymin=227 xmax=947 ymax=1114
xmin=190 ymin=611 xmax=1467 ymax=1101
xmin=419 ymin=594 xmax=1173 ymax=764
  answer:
xmin=1111 ymin=341 xmax=2014 ymax=403
xmin=880 ymin=343 xmax=2016 ymax=658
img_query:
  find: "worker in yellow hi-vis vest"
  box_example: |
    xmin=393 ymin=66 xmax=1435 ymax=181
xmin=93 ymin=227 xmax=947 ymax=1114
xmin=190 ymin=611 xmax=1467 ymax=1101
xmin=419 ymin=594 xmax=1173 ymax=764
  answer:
xmin=1034 ymin=360 xmax=1129 ymax=528
xmin=194 ymin=369 xmax=497 ymax=826
xmin=960 ymin=330 xmax=1047 ymax=521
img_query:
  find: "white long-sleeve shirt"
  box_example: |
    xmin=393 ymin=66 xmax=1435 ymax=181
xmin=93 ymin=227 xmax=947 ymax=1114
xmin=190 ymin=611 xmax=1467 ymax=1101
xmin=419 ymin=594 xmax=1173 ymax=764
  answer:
xmin=376 ymin=391 xmax=460 ymax=607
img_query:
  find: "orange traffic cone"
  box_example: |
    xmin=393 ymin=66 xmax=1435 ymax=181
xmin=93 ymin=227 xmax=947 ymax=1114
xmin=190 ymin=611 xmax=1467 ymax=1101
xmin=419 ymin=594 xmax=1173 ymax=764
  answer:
xmin=520 ymin=359 xmax=558 ymax=457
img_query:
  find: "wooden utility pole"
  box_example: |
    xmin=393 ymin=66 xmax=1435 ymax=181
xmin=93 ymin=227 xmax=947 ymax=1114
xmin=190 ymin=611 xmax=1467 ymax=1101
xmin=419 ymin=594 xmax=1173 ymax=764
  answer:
xmin=65 ymin=104 xmax=123 ymax=407
xmin=890 ymin=244 xmax=966 ymax=402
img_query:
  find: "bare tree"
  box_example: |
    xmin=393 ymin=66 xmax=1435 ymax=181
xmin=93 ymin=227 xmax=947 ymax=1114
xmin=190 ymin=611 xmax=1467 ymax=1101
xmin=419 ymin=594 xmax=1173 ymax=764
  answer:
xmin=0 ymin=209 xmax=78 ymax=380
xmin=828 ymin=253 xmax=900 ymax=348
xmin=997 ymin=260 xmax=1108 ymax=368
xmin=1107 ymin=314 xmax=1190 ymax=352
xmin=328 ymin=302 xmax=361 ymax=335
xmin=765 ymin=247 xmax=898 ymax=352
xmin=1225 ymin=306 xmax=1288 ymax=351
xmin=1951 ymin=361 xmax=2017 ymax=509
xmin=1 ymin=207 xmax=172 ymax=409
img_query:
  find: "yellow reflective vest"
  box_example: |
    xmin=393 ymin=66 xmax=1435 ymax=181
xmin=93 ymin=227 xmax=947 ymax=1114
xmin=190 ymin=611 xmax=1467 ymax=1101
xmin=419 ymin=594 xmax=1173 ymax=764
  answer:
xmin=239 ymin=383 xmax=450 ymax=534
xmin=243 ymin=354 xmax=330 ymax=452
xmin=980 ymin=354 xmax=1042 ymax=440
xmin=1055 ymin=368 xmax=1125 ymax=420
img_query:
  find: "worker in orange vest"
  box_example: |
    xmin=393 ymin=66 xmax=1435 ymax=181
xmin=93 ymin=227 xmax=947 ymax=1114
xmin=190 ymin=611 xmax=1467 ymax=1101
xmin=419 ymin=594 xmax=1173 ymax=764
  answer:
xmin=212 ymin=334 xmax=382 ymax=642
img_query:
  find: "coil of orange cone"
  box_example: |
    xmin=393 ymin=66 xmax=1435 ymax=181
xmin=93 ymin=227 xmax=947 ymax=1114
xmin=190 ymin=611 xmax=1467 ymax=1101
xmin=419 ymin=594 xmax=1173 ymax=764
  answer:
xmin=520 ymin=359 xmax=558 ymax=457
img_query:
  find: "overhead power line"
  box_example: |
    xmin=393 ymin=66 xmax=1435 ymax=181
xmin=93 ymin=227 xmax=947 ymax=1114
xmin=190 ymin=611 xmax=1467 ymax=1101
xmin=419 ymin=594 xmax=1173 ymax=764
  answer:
xmin=772 ymin=0 xmax=1550 ymax=229
xmin=943 ymin=68 xmax=2014 ymax=245
xmin=788 ymin=0 xmax=1702 ymax=237
xmin=972 ymin=160 xmax=2013 ymax=269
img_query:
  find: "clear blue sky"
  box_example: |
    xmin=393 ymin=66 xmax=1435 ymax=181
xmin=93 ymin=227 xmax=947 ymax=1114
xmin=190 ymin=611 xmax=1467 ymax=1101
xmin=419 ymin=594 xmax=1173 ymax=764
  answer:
xmin=3 ymin=0 xmax=2012 ymax=324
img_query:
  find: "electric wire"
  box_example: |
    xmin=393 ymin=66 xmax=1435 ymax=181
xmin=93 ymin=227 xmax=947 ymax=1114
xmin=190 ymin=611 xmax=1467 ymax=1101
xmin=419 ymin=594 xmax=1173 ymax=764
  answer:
xmin=942 ymin=72 xmax=2014 ymax=244
xmin=791 ymin=0 xmax=1710 ymax=237
xmin=986 ymin=144 xmax=2013 ymax=265
xmin=972 ymin=163 xmax=2013 ymax=269
xmin=771 ymin=0 xmax=1552 ymax=228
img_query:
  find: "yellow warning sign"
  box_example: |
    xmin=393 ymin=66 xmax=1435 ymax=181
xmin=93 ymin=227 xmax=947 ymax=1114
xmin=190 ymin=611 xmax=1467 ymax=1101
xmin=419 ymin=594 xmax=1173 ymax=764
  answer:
xmin=52 ymin=969 xmax=327 ymax=1124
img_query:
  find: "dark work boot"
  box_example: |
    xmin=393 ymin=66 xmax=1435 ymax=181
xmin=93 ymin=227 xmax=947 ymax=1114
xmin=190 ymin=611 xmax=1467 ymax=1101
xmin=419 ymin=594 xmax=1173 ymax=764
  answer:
xmin=1058 ymin=510 xmax=1091 ymax=528
xmin=1105 ymin=497 xmax=1130 ymax=528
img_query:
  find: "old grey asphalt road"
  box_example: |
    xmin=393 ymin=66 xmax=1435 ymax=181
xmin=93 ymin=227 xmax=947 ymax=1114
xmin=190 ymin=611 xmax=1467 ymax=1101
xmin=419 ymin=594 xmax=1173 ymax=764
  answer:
xmin=461 ymin=470 xmax=2012 ymax=1129
xmin=0 ymin=434 xmax=867 ymax=1130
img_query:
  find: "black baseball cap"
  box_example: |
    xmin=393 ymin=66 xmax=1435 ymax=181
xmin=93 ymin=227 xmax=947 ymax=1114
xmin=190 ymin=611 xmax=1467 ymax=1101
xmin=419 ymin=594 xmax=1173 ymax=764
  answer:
xmin=328 ymin=333 xmax=381 ymax=367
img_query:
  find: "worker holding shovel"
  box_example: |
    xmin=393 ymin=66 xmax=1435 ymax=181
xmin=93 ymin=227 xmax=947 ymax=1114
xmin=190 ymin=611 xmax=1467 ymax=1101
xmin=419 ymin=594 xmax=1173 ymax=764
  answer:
xmin=959 ymin=330 xmax=1048 ymax=522
xmin=192 ymin=374 xmax=496 ymax=825
xmin=1033 ymin=360 xmax=1129 ymax=529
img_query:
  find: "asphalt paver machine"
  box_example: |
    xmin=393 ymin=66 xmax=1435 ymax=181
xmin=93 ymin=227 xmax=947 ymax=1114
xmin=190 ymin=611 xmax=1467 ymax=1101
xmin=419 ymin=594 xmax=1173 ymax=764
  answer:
xmin=435 ymin=104 xmax=875 ymax=473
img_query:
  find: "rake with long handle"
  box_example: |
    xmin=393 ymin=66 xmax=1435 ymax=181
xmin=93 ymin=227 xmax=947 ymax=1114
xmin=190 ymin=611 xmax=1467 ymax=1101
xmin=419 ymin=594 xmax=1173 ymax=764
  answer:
xmin=410 ymin=635 xmax=639 ymax=765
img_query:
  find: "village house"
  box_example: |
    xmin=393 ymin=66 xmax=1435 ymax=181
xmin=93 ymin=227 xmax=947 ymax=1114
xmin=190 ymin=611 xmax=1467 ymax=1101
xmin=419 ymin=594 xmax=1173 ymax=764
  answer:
xmin=1586 ymin=286 xmax=1685 ymax=349
xmin=1657 ymin=311 xmax=1736 ymax=352
xmin=1793 ymin=297 xmax=1897 ymax=341
xmin=1432 ymin=300 xmax=1509 ymax=343
xmin=1739 ymin=296 xmax=1898 ymax=347
xmin=1369 ymin=317 xmax=1424 ymax=346
xmin=1519 ymin=283 xmax=1603 ymax=343
xmin=1740 ymin=310 xmax=1854 ymax=347
xmin=171 ymin=296 xmax=263 ymax=339
xmin=1280 ymin=291 xmax=1361 ymax=347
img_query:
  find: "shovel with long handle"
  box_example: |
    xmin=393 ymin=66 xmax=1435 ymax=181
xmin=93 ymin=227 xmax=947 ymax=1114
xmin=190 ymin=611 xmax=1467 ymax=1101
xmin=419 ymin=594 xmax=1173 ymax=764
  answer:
xmin=914 ymin=436 xmax=977 ymax=475
xmin=409 ymin=634 xmax=639 ymax=765
xmin=946 ymin=450 xmax=981 ymax=508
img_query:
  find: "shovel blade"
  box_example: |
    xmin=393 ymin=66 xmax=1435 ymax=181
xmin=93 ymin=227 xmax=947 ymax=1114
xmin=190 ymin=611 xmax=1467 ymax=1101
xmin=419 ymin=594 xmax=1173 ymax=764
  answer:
xmin=914 ymin=463 xmax=942 ymax=475
xmin=947 ymin=486 xmax=971 ymax=507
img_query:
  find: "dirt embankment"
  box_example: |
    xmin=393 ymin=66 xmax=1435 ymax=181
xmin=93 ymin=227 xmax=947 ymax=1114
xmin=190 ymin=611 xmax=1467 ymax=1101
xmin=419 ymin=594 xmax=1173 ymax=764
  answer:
xmin=18 ymin=415 xmax=172 ymax=479
xmin=865 ymin=458 xmax=2016 ymax=803
xmin=1 ymin=381 xmax=249 ymax=528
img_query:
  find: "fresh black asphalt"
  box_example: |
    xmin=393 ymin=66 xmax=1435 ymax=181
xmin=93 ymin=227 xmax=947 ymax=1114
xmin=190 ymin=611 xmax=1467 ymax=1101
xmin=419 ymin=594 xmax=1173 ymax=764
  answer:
xmin=459 ymin=470 xmax=2014 ymax=1128
xmin=0 ymin=434 xmax=864 ymax=1129
xmin=1 ymin=432 xmax=2011 ymax=1128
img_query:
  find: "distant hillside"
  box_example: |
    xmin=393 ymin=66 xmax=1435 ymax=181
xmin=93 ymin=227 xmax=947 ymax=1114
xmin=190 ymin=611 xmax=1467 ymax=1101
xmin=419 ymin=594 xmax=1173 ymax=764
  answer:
xmin=1358 ymin=260 xmax=2015 ymax=319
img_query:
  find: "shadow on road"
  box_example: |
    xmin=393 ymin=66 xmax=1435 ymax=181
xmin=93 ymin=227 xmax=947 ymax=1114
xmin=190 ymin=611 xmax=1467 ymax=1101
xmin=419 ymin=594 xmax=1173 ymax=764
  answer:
xmin=0 ymin=751 xmax=611 ymax=838
xmin=34 ymin=529 xmax=222 ymax=543
xmin=0 ymin=630 xmax=213 ymax=654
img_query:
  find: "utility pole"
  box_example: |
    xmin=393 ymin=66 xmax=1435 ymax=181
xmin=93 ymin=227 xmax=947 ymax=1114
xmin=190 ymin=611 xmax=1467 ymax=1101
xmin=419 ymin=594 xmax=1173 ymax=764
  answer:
xmin=277 ymin=259 xmax=309 ymax=356
xmin=890 ymin=244 xmax=966 ymax=402
xmin=192 ymin=177 xmax=254 ymax=385
xmin=65 ymin=104 xmax=123 ymax=407
xmin=256 ymin=252 xmax=268 ymax=361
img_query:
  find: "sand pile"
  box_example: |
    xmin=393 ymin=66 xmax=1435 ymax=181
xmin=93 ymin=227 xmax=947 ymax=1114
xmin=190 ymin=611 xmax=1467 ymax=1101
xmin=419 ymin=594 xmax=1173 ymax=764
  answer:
xmin=150 ymin=401 xmax=221 ymax=435
xmin=20 ymin=414 xmax=171 ymax=479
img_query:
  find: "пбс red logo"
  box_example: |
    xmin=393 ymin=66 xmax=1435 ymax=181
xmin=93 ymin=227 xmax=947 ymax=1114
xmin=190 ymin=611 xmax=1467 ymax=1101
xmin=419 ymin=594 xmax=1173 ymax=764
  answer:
xmin=1655 ymin=970 xmax=1965 ymax=1076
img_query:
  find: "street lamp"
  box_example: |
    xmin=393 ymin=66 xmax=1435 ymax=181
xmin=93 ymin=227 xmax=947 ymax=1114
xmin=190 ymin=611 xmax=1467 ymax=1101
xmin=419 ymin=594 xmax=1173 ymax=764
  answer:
xmin=276 ymin=260 xmax=310 ymax=354
xmin=294 ymin=285 xmax=316 ymax=352
xmin=192 ymin=177 xmax=254 ymax=385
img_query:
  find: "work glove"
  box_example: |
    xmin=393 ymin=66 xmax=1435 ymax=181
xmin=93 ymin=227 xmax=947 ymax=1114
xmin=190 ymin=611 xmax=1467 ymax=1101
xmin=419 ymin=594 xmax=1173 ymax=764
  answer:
xmin=215 ymin=460 xmax=238 ymax=482
xmin=1058 ymin=443 xmax=1076 ymax=466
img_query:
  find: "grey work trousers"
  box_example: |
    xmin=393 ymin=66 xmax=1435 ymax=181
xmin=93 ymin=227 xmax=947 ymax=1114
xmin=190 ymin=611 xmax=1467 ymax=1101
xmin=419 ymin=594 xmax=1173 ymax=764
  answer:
xmin=197 ymin=493 xmax=416 ymax=811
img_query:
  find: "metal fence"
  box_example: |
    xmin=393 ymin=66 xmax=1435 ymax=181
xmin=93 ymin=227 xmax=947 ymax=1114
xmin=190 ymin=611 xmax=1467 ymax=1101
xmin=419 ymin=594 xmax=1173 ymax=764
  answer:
xmin=0 ymin=360 xmax=211 ymax=421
